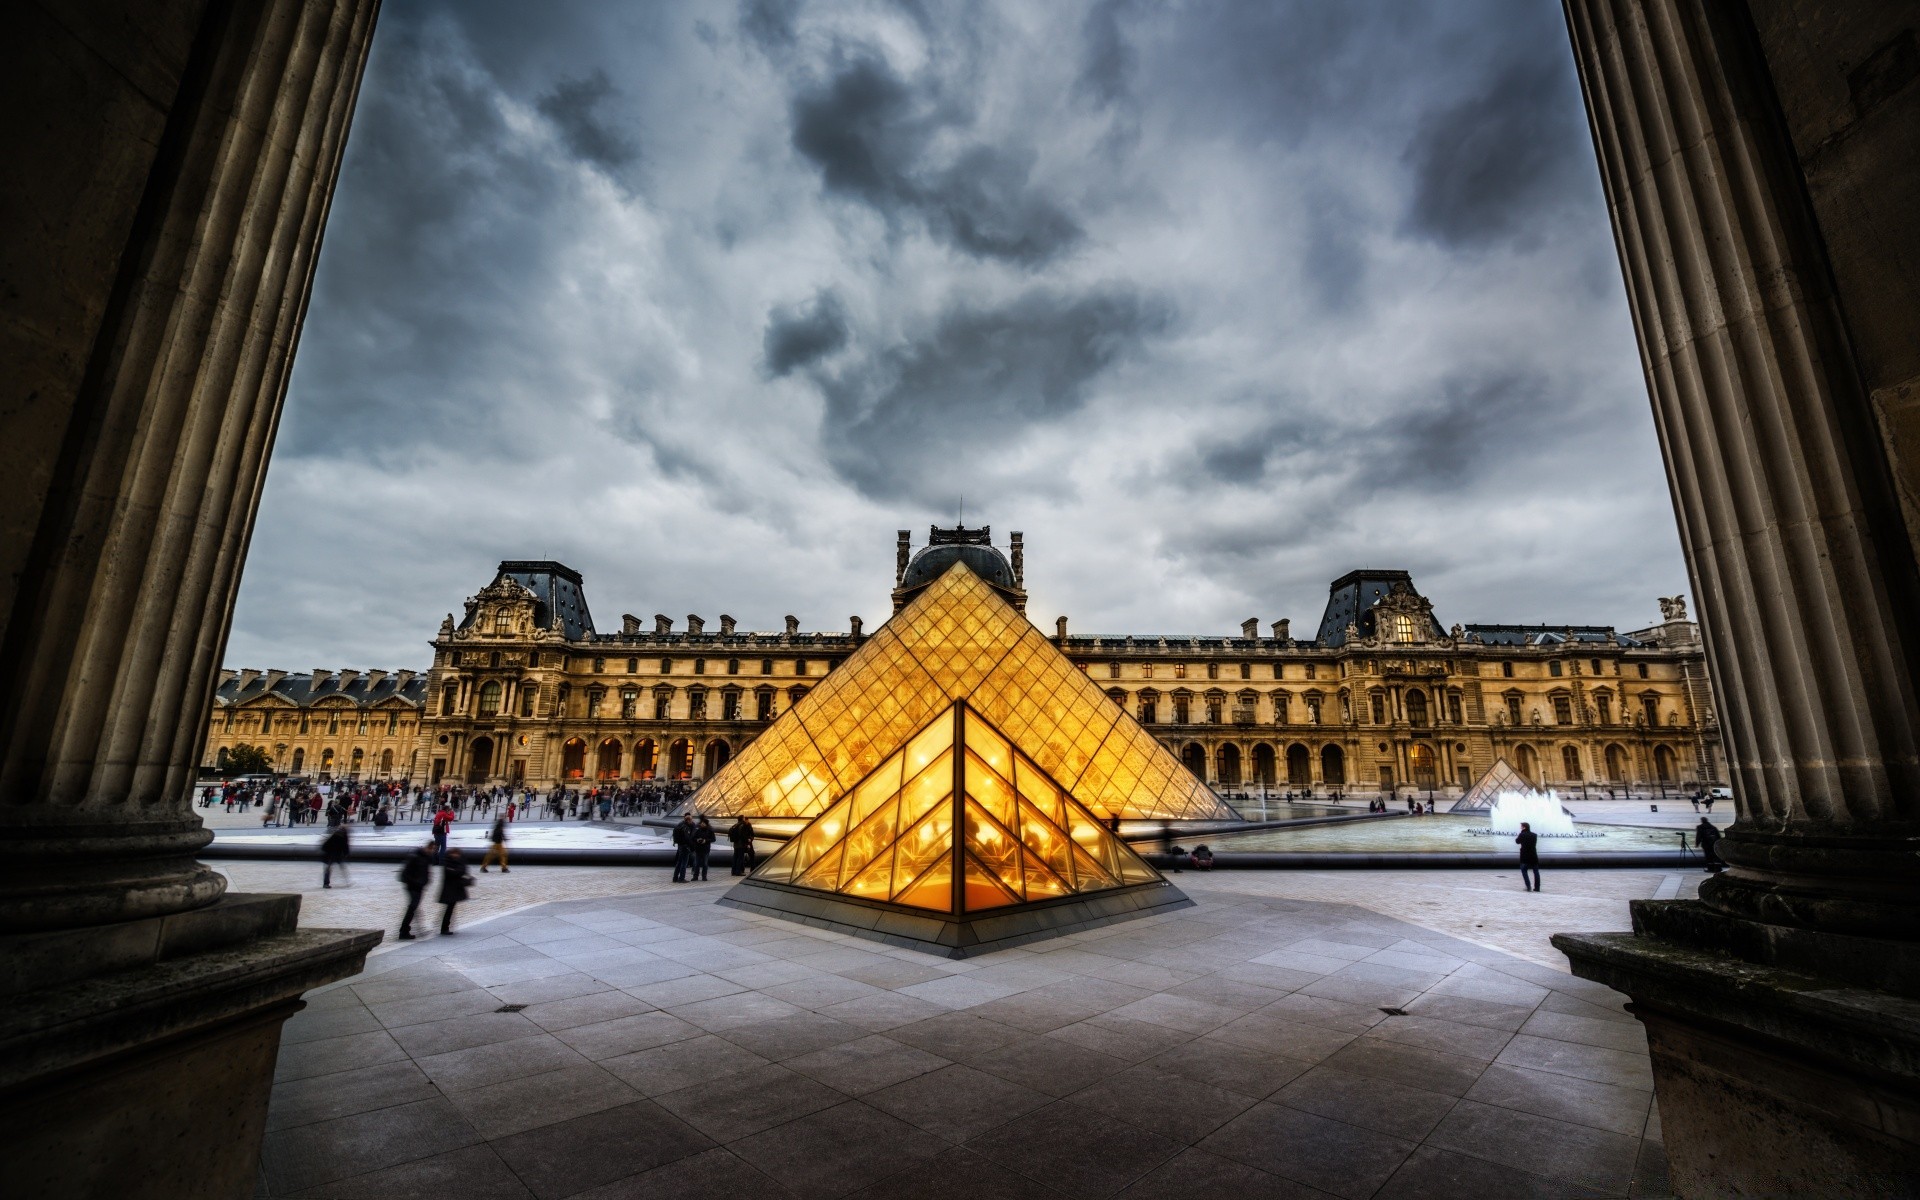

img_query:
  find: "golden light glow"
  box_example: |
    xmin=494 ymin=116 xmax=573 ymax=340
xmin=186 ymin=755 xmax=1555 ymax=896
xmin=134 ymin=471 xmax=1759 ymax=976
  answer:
xmin=749 ymin=703 xmax=1161 ymax=914
xmin=695 ymin=563 xmax=1232 ymax=821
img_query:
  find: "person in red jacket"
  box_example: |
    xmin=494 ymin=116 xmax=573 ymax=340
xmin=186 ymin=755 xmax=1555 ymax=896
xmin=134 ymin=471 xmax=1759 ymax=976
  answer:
xmin=431 ymin=803 xmax=455 ymax=864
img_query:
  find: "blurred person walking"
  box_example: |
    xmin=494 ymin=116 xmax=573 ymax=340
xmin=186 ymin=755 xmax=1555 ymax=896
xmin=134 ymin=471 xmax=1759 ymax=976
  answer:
xmin=728 ymin=816 xmax=756 ymax=876
xmin=439 ymin=849 xmax=474 ymax=934
xmin=482 ymin=813 xmax=509 ymax=872
xmin=397 ymin=843 xmax=432 ymax=940
xmin=692 ymin=816 xmax=716 ymax=881
xmin=1517 ymin=821 xmax=1541 ymax=892
xmin=321 ymin=822 xmax=350 ymax=889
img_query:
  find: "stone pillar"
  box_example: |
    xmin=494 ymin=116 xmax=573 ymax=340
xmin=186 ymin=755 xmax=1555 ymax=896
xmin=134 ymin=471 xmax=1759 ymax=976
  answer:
xmin=0 ymin=1 xmax=382 ymax=1195
xmin=1555 ymin=0 xmax=1920 ymax=1194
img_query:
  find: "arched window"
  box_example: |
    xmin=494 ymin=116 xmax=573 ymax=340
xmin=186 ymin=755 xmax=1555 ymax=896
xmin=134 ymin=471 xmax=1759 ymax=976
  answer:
xmin=350 ymin=747 xmax=364 ymax=774
xmin=380 ymin=749 xmax=393 ymax=774
xmin=633 ymin=738 xmax=658 ymax=779
xmin=1406 ymin=691 xmax=1429 ymax=727
xmin=1286 ymin=743 xmax=1311 ymax=786
xmin=1562 ymin=745 xmax=1583 ymax=781
xmin=597 ymin=739 xmax=622 ymax=779
xmin=289 ymin=748 xmax=304 ymax=773
xmin=1515 ymin=744 xmax=1539 ymax=784
xmin=320 ymin=748 xmax=335 ymax=774
xmin=562 ymin=738 xmax=586 ymax=779
xmin=1391 ymin=614 xmax=1417 ymax=643
xmin=1605 ymin=743 xmax=1630 ymax=780
xmin=704 ymin=739 xmax=732 ymax=776
xmin=493 ymin=611 xmax=510 ymax=634
xmin=1180 ymin=743 xmax=1207 ymax=780
xmin=1217 ymin=744 xmax=1242 ymax=786
xmin=477 ymin=680 xmax=502 ymax=716
xmin=1654 ymin=745 xmax=1677 ymax=781
xmin=1410 ymin=744 xmax=1436 ymax=788
xmin=1252 ymin=743 xmax=1276 ymax=787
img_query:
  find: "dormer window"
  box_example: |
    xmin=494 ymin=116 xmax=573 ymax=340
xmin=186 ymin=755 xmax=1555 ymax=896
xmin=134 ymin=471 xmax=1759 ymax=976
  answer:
xmin=493 ymin=611 xmax=510 ymax=634
xmin=1391 ymin=614 xmax=1417 ymax=644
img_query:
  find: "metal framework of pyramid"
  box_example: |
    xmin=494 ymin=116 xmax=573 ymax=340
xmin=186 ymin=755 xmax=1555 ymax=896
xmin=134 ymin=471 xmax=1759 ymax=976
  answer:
xmin=694 ymin=562 xmax=1233 ymax=823
xmin=720 ymin=700 xmax=1191 ymax=956
xmin=1448 ymin=757 xmax=1532 ymax=814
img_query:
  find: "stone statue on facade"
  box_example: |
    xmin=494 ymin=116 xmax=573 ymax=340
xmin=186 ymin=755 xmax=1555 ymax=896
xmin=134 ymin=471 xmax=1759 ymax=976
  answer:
xmin=1659 ymin=594 xmax=1689 ymax=621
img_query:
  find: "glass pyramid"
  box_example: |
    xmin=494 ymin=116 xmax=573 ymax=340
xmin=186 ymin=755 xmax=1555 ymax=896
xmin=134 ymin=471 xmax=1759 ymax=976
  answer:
xmin=752 ymin=702 xmax=1163 ymax=913
xmin=697 ymin=562 xmax=1232 ymax=821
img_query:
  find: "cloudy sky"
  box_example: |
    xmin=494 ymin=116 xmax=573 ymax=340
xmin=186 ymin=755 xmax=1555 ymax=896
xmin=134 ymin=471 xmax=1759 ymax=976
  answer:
xmin=226 ymin=0 xmax=1687 ymax=671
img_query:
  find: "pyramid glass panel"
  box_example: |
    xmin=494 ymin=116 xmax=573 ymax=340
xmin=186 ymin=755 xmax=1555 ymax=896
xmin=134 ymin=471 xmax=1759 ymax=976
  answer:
xmin=747 ymin=702 xmax=1167 ymax=921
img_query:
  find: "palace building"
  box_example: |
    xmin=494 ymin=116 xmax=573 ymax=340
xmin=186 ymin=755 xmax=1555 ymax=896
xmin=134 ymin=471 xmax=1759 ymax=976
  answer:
xmin=203 ymin=527 xmax=1721 ymax=799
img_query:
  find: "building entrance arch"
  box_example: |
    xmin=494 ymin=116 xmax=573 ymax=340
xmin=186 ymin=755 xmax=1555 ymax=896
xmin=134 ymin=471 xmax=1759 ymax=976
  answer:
xmin=1605 ymin=743 xmax=1630 ymax=781
xmin=1320 ymin=744 xmax=1346 ymax=786
xmin=1286 ymin=743 xmax=1311 ymax=787
xmin=668 ymin=738 xmax=692 ymax=779
xmin=467 ymin=736 xmax=494 ymax=784
xmin=561 ymin=737 xmax=586 ymax=779
xmin=1654 ymin=745 xmax=1677 ymax=782
xmin=1410 ymin=743 xmax=1436 ymax=790
xmin=1515 ymin=744 xmax=1539 ymax=785
xmin=1180 ymin=742 xmax=1206 ymax=780
xmin=1217 ymin=744 xmax=1242 ymax=787
xmin=597 ymin=738 xmax=623 ymax=779
xmin=704 ymin=739 xmax=732 ymax=776
xmin=633 ymin=738 xmax=657 ymax=779
xmin=1251 ymin=743 xmax=1276 ymax=788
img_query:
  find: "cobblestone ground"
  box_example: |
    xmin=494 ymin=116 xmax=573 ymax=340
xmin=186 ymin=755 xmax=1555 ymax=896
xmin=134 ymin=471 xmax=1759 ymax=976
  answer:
xmin=215 ymin=861 xmax=1702 ymax=970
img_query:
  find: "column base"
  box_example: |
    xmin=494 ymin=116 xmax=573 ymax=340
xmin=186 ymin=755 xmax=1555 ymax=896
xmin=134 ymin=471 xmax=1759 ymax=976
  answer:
xmin=0 ymin=895 xmax=380 ymax=1200
xmin=1555 ymin=901 xmax=1920 ymax=1199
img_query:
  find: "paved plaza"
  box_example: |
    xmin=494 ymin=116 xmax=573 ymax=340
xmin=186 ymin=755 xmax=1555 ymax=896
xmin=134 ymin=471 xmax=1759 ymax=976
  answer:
xmin=258 ymin=872 xmax=1680 ymax=1198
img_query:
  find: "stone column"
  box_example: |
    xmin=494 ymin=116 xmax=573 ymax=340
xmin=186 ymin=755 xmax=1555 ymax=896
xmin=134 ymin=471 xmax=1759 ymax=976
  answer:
xmin=0 ymin=1 xmax=382 ymax=1195
xmin=1555 ymin=0 xmax=1920 ymax=1193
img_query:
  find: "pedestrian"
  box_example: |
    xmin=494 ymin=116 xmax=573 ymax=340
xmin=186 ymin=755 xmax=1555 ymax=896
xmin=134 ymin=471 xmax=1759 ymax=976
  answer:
xmin=431 ymin=801 xmax=455 ymax=864
xmin=321 ymin=821 xmax=350 ymax=888
xmin=1703 ymin=792 xmax=1716 ymax=814
xmin=482 ymin=812 xmax=509 ymax=873
xmin=1691 ymin=791 xmax=1701 ymax=813
xmin=728 ymin=816 xmax=756 ymax=876
xmin=692 ymin=816 xmax=715 ymax=881
xmin=397 ymin=843 xmax=432 ymax=939
xmin=1695 ymin=817 xmax=1723 ymax=874
xmin=1516 ymin=820 xmax=1541 ymax=892
xmin=599 ymin=794 xmax=613 ymax=822
xmin=671 ymin=812 xmax=696 ymax=882
xmin=439 ymin=848 xmax=474 ymax=934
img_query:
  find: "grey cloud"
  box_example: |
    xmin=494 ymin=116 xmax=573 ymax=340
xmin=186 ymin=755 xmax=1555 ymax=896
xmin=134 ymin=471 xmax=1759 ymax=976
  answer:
xmin=1402 ymin=58 xmax=1589 ymax=247
xmin=821 ymin=288 xmax=1173 ymax=500
xmin=1075 ymin=0 xmax=1137 ymax=108
xmin=763 ymin=290 xmax=851 ymax=377
xmin=536 ymin=69 xmax=638 ymax=170
xmin=790 ymin=57 xmax=1083 ymax=266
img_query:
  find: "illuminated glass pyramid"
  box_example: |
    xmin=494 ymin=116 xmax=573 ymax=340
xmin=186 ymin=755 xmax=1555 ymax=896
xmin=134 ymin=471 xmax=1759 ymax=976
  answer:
xmin=722 ymin=698 xmax=1189 ymax=955
xmin=753 ymin=702 xmax=1162 ymax=911
xmin=697 ymin=562 xmax=1233 ymax=823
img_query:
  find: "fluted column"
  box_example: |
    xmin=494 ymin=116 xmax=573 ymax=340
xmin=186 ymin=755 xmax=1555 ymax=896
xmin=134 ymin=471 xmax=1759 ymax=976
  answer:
xmin=0 ymin=0 xmax=381 ymax=934
xmin=1563 ymin=0 xmax=1920 ymax=937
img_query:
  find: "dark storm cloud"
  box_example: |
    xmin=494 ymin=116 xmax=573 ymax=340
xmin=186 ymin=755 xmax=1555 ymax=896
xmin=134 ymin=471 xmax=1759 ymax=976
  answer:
xmin=789 ymin=57 xmax=1083 ymax=267
xmin=1403 ymin=58 xmax=1590 ymax=247
xmin=536 ymin=69 xmax=638 ymax=171
xmin=821 ymin=288 xmax=1173 ymax=500
xmin=763 ymin=290 xmax=851 ymax=377
xmin=229 ymin=0 xmax=1688 ymax=670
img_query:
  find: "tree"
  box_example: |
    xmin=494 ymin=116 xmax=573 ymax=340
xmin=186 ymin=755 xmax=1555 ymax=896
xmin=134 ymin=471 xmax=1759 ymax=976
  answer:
xmin=223 ymin=743 xmax=273 ymax=775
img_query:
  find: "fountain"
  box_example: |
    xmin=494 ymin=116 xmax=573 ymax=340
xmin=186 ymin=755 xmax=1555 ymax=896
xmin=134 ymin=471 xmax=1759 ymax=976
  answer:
xmin=1487 ymin=789 xmax=1577 ymax=837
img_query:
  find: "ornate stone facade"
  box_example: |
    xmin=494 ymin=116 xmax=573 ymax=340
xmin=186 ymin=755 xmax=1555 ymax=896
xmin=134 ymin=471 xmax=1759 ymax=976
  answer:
xmin=206 ymin=536 xmax=1718 ymax=800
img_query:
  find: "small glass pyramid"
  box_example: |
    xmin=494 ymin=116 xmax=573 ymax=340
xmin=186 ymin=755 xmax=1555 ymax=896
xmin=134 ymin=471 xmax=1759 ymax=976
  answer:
xmin=1449 ymin=757 xmax=1533 ymax=814
xmin=753 ymin=702 xmax=1162 ymax=914
xmin=698 ymin=562 xmax=1232 ymax=821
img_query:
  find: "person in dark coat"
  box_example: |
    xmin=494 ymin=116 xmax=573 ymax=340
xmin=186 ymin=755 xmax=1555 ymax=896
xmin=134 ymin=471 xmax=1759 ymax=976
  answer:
xmin=692 ymin=816 xmax=716 ymax=881
xmin=728 ymin=817 xmax=757 ymax=876
xmin=321 ymin=823 xmax=350 ymax=888
xmin=1695 ymin=818 xmax=1723 ymax=874
xmin=398 ymin=843 xmax=432 ymax=940
xmin=482 ymin=814 xmax=509 ymax=872
xmin=439 ymin=849 xmax=474 ymax=934
xmin=1516 ymin=821 xmax=1541 ymax=892
xmin=671 ymin=813 xmax=696 ymax=882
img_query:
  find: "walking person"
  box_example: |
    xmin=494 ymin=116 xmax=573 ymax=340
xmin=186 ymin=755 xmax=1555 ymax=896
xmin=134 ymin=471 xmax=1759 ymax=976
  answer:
xmin=728 ymin=816 xmax=756 ymax=876
xmin=431 ymin=801 xmax=455 ymax=864
xmin=692 ymin=816 xmax=716 ymax=881
xmin=398 ymin=843 xmax=432 ymax=939
xmin=482 ymin=812 xmax=509 ymax=873
xmin=321 ymin=821 xmax=350 ymax=889
xmin=439 ymin=848 xmax=474 ymax=934
xmin=1516 ymin=821 xmax=1541 ymax=892
xmin=671 ymin=812 xmax=696 ymax=882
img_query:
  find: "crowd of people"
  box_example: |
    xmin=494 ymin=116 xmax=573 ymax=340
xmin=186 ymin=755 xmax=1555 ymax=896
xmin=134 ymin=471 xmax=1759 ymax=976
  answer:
xmin=203 ymin=777 xmax=698 ymax=828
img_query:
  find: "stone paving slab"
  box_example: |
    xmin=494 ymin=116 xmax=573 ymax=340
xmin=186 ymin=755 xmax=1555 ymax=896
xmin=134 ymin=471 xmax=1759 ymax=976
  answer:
xmin=258 ymin=874 xmax=1673 ymax=1198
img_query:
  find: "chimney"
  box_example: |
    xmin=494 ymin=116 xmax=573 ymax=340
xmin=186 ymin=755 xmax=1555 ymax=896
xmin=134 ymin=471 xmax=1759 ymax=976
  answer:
xmin=308 ymin=669 xmax=330 ymax=688
xmin=233 ymin=668 xmax=258 ymax=691
xmin=365 ymin=669 xmax=387 ymax=688
xmin=1241 ymin=618 xmax=1259 ymax=639
xmin=655 ymin=614 xmax=673 ymax=635
xmin=850 ymin=616 xmax=863 ymax=637
xmin=1010 ymin=531 xmax=1025 ymax=589
xmin=337 ymin=669 xmax=360 ymax=689
xmin=1055 ymin=615 xmax=1068 ymax=641
xmin=394 ymin=669 xmax=415 ymax=687
xmin=686 ymin=614 xmax=705 ymax=635
xmin=622 ymin=613 xmax=640 ymax=635
xmin=785 ymin=615 xmax=800 ymax=636
xmin=1273 ymin=618 xmax=1291 ymax=641
xmin=720 ymin=614 xmax=737 ymax=635
xmin=896 ymin=530 xmax=911 ymax=586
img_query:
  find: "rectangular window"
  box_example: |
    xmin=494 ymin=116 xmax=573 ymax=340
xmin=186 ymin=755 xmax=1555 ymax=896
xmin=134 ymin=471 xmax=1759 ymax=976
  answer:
xmin=1240 ymin=663 xmax=1251 ymax=679
xmin=1174 ymin=664 xmax=1187 ymax=679
xmin=1304 ymin=663 xmax=1317 ymax=679
xmin=1173 ymin=697 xmax=1190 ymax=723
xmin=1502 ymin=661 xmax=1515 ymax=678
xmin=586 ymin=692 xmax=602 ymax=718
xmin=1108 ymin=662 xmax=1120 ymax=678
xmin=1140 ymin=700 xmax=1157 ymax=724
xmin=1506 ymin=695 xmax=1524 ymax=725
xmin=1553 ymin=695 xmax=1573 ymax=724
xmin=1447 ymin=694 xmax=1462 ymax=724
xmin=1596 ymin=693 xmax=1612 ymax=723
xmin=1638 ymin=663 xmax=1649 ymax=678
xmin=723 ymin=693 xmax=740 ymax=720
xmin=1273 ymin=663 xmax=1284 ymax=679
xmin=756 ymin=692 xmax=773 ymax=720
xmin=689 ymin=692 xmax=707 ymax=720
xmin=795 ymin=660 xmax=808 ymax=676
xmin=654 ymin=695 xmax=670 ymax=720
xmin=1142 ymin=663 xmax=1154 ymax=679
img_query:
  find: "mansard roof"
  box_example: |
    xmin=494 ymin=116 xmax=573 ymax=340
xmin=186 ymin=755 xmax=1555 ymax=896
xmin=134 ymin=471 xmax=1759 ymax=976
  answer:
xmin=458 ymin=560 xmax=595 ymax=640
xmin=215 ymin=670 xmax=427 ymax=709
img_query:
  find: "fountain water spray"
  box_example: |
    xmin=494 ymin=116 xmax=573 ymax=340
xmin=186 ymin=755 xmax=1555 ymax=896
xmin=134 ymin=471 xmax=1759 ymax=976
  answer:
xmin=1488 ymin=789 xmax=1577 ymax=837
